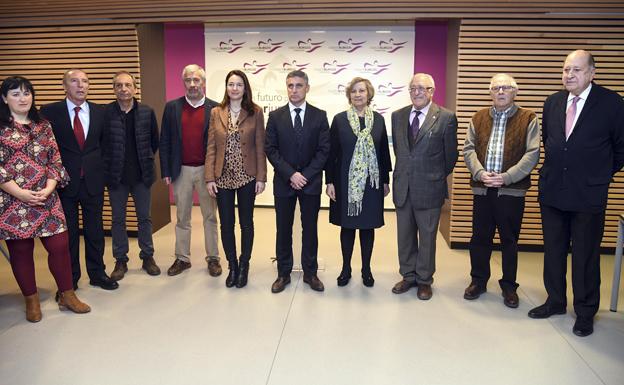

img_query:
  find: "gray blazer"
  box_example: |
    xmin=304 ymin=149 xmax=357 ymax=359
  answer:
xmin=391 ymin=103 xmax=458 ymax=209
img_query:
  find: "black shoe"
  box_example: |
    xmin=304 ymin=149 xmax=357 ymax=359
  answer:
xmin=573 ymin=317 xmax=594 ymax=337
xmin=464 ymin=282 xmax=487 ymax=300
xmin=142 ymin=257 xmax=161 ymax=276
xmin=89 ymin=273 xmax=119 ymax=290
xmin=303 ymin=274 xmax=324 ymax=292
xmin=337 ymin=270 xmax=351 ymax=287
xmin=362 ymin=271 xmax=375 ymax=287
xmin=528 ymin=303 xmax=566 ymax=319
xmin=110 ymin=261 xmax=128 ymax=281
xmin=271 ymin=276 xmax=291 ymax=293
xmin=236 ymin=262 xmax=249 ymax=288
xmin=167 ymin=259 xmax=191 ymax=276
xmin=225 ymin=268 xmax=239 ymax=288
xmin=502 ymin=288 xmax=519 ymax=308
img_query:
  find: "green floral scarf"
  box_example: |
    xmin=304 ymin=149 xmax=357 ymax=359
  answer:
xmin=346 ymin=106 xmax=379 ymax=216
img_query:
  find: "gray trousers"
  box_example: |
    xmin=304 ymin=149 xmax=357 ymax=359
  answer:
xmin=396 ymin=197 xmax=441 ymax=285
xmin=172 ymin=165 xmax=219 ymax=263
xmin=109 ymin=182 xmax=154 ymax=261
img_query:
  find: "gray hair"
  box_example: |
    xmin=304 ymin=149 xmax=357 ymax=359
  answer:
xmin=182 ymin=64 xmax=206 ymax=81
xmin=489 ymin=73 xmax=518 ymax=91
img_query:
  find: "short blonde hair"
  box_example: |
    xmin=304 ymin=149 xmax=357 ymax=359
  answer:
xmin=346 ymin=77 xmax=375 ymax=105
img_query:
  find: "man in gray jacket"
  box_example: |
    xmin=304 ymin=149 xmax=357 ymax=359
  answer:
xmin=462 ymin=73 xmax=540 ymax=308
xmin=390 ymin=73 xmax=458 ymax=299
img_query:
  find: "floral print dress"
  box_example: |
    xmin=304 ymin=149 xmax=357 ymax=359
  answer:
xmin=0 ymin=120 xmax=69 ymax=240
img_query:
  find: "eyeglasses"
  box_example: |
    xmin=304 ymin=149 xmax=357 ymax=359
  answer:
xmin=490 ymin=85 xmax=515 ymax=93
xmin=409 ymin=86 xmax=433 ymax=94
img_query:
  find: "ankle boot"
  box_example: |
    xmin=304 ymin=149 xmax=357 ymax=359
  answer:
xmin=236 ymin=261 xmax=249 ymax=288
xmin=362 ymin=269 xmax=375 ymax=287
xmin=24 ymin=293 xmax=42 ymax=323
xmin=337 ymin=267 xmax=352 ymax=287
xmin=58 ymin=290 xmax=91 ymax=314
xmin=225 ymin=260 xmax=239 ymax=288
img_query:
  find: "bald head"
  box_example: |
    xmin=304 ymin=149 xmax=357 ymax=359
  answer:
xmin=562 ymin=50 xmax=596 ymax=96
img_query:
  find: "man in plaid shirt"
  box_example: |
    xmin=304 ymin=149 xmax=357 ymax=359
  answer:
xmin=462 ymin=73 xmax=540 ymax=308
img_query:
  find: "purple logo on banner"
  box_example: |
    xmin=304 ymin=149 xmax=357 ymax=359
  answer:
xmin=377 ymin=82 xmax=405 ymax=97
xmin=321 ymin=60 xmax=350 ymax=75
xmin=371 ymin=103 xmax=391 ymax=115
xmin=329 ymin=83 xmax=348 ymax=96
xmin=372 ymin=38 xmax=408 ymax=53
xmin=331 ymin=38 xmax=366 ymax=53
xmin=213 ymin=39 xmax=246 ymax=53
xmin=290 ymin=39 xmax=325 ymax=53
xmin=282 ymin=60 xmax=310 ymax=71
xmin=362 ymin=60 xmax=392 ymax=75
xmin=243 ymin=60 xmax=270 ymax=75
xmin=254 ymin=39 xmax=285 ymax=53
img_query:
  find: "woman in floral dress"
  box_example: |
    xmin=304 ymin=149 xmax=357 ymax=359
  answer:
xmin=0 ymin=76 xmax=90 ymax=322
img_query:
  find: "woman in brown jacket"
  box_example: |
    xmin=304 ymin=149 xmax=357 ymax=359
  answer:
xmin=205 ymin=70 xmax=267 ymax=288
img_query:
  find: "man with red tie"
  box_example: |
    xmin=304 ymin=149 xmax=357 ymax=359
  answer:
xmin=529 ymin=50 xmax=624 ymax=336
xmin=41 ymin=69 xmax=118 ymax=291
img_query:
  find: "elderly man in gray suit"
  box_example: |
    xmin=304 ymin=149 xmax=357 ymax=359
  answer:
xmin=390 ymin=73 xmax=458 ymax=299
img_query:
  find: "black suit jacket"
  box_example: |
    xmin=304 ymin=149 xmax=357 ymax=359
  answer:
xmin=159 ymin=96 xmax=218 ymax=182
xmin=265 ymin=103 xmax=330 ymax=197
xmin=539 ymin=83 xmax=624 ymax=213
xmin=40 ymin=100 xmax=105 ymax=197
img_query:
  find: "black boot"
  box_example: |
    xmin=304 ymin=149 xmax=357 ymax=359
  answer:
xmin=225 ymin=260 xmax=239 ymax=288
xmin=236 ymin=260 xmax=249 ymax=288
xmin=337 ymin=267 xmax=352 ymax=286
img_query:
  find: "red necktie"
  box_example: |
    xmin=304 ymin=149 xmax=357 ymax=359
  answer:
xmin=565 ymin=96 xmax=580 ymax=140
xmin=73 ymin=106 xmax=86 ymax=150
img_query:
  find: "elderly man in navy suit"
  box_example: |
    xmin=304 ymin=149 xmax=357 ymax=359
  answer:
xmin=390 ymin=73 xmax=458 ymax=300
xmin=41 ymin=69 xmax=118 ymax=291
xmin=265 ymin=70 xmax=330 ymax=293
xmin=159 ymin=64 xmax=221 ymax=277
xmin=529 ymin=50 xmax=624 ymax=337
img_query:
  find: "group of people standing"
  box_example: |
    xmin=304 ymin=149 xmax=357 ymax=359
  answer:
xmin=0 ymin=49 xmax=622 ymax=338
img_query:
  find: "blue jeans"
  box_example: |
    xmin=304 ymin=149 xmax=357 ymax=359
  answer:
xmin=108 ymin=182 xmax=154 ymax=262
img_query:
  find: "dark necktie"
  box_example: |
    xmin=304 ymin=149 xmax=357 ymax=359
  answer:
xmin=294 ymin=107 xmax=303 ymax=145
xmin=73 ymin=106 xmax=86 ymax=150
xmin=411 ymin=110 xmax=421 ymax=142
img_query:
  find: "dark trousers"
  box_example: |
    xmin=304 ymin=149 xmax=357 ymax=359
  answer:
xmin=216 ymin=180 xmax=256 ymax=266
xmin=108 ymin=182 xmax=154 ymax=262
xmin=6 ymin=232 xmax=73 ymax=296
xmin=274 ymin=192 xmax=321 ymax=277
xmin=541 ymin=204 xmax=604 ymax=319
xmin=60 ymin=179 xmax=105 ymax=284
xmin=469 ymin=189 xmax=525 ymax=290
xmin=340 ymin=228 xmax=374 ymax=274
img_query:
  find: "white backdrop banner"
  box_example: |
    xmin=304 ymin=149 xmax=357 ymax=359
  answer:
xmin=205 ymin=26 xmax=415 ymax=206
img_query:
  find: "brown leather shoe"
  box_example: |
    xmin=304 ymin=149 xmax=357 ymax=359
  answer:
xmin=207 ymin=259 xmax=222 ymax=277
xmin=167 ymin=259 xmax=191 ymax=276
xmin=392 ymin=279 xmax=416 ymax=294
xmin=303 ymin=275 xmax=324 ymax=292
xmin=464 ymin=282 xmax=486 ymax=300
xmin=502 ymin=288 xmax=519 ymax=308
xmin=142 ymin=257 xmax=161 ymax=276
xmin=58 ymin=290 xmax=91 ymax=314
xmin=271 ymin=276 xmax=291 ymax=293
xmin=25 ymin=293 xmax=42 ymax=323
xmin=110 ymin=261 xmax=128 ymax=281
xmin=417 ymin=284 xmax=433 ymax=300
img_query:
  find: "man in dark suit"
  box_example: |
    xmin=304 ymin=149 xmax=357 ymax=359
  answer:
xmin=159 ymin=64 xmax=221 ymax=277
xmin=390 ymin=73 xmax=458 ymax=300
xmin=41 ymin=69 xmax=118 ymax=290
xmin=529 ymin=50 xmax=624 ymax=337
xmin=265 ymin=70 xmax=330 ymax=293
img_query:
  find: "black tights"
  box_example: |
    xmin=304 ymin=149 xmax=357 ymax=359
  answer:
xmin=340 ymin=228 xmax=374 ymax=274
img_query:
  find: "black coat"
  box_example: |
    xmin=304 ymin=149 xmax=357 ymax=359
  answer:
xmin=325 ymin=111 xmax=392 ymax=229
xmin=539 ymin=83 xmax=624 ymax=213
xmin=103 ymin=99 xmax=159 ymax=187
xmin=40 ymin=100 xmax=105 ymax=197
xmin=265 ymin=103 xmax=330 ymax=197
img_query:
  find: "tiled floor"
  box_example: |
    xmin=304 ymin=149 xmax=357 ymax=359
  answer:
xmin=0 ymin=207 xmax=622 ymax=385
